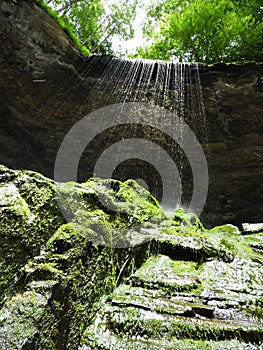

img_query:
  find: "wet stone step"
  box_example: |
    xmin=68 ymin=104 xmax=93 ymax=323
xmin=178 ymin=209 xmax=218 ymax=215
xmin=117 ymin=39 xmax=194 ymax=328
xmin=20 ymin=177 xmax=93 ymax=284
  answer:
xmin=112 ymin=285 xmax=215 ymax=318
xmin=113 ymin=283 xmax=208 ymax=303
xmin=153 ymin=233 xmax=234 ymax=263
xmin=111 ymin=296 xmax=215 ymax=319
xmin=80 ymin=332 xmax=262 ymax=350
xmin=105 ymin=306 xmax=263 ymax=342
xmin=243 ymin=233 xmax=263 ymax=254
xmin=111 ymin=295 xmax=195 ymax=318
xmin=125 ymin=255 xmax=204 ymax=295
xmin=242 ymin=224 xmax=263 ymax=235
xmin=114 ymin=284 xmax=261 ymax=323
xmin=81 ymin=303 xmax=263 ymax=348
xmin=78 ymin=225 xmax=262 ymax=349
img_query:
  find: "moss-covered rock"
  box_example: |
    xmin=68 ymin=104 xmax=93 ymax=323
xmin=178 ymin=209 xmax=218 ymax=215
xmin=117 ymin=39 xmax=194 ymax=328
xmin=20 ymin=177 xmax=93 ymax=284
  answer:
xmin=0 ymin=165 xmax=262 ymax=349
xmin=129 ymin=255 xmax=203 ymax=295
xmin=0 ymin=165 xmax=164 ymax=348
xmin=80 ymin=206 xmax=263 ymax=349
xmin=0 ymin=166 xmax=64 ymax=304
xmin=55 ymin=178 xmax=163 ymax=248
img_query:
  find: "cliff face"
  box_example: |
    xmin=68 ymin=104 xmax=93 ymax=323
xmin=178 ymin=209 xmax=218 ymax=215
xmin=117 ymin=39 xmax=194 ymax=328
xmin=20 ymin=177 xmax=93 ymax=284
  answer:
xmin=0 ymin=0 xmax=263 ymax=227
xmin=0 ymin=0 xmax=85 ymax=173
xmin=200 ymin=63 xmax=263 ymax=226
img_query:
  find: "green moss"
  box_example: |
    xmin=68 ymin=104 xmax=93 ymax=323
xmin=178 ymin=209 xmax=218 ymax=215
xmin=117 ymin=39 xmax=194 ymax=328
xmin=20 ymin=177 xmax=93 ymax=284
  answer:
xmin=0 ymin=169 xmax=64 ymax=304
xmin=162 ymin=225 xmax=204 ymax=237
xmin=243 ymin=232 xmax=263 ymax=247
xmin=209 ymin=224 xmax=240 ymax=235
xmin=129 ymin=255 xmax=203 ymax=295
xmin=34 ymin=0 xmax=89 ymax=56
xmin=56 ymin=178 xmax=162 ymax=227
xmin=205 ymin=226 xmax=263 ymax=263
xmin=219 ymin=237 xmax=238 ymax=255
xmin=94 ymin=304 xmax=263 ymax=342
xmin=0 ymin=291 xmax=48 ymax=349
xmin=0 ymin=183 xmax=30 ymax=220
xmin=55 ymin=178 xmax=165 ymax=248
xmin=172 ymin=208 xmax=205 ymax=232
xmin=172 ymin=260 xmax=198 ymax=275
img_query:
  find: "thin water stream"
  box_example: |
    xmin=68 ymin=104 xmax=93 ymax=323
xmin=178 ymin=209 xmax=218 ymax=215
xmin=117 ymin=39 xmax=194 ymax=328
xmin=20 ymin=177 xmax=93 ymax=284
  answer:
xmin=78 ymin=56 xmax=208 ymax=213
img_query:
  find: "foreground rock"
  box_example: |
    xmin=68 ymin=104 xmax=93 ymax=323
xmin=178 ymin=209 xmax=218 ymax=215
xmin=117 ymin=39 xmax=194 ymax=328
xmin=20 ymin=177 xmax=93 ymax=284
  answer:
xmin=0 ymin=165 xmax=262 ymax=349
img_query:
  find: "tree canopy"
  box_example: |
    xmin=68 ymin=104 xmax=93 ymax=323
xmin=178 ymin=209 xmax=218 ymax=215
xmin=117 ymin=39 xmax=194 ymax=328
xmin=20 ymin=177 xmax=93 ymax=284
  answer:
xmin=41 ymin=0 xmax=263 ymax=63
xmin=42 ymin=0 xmax=139 ymax=55
xmin=136 ymin=0 xmax=263 ymax=63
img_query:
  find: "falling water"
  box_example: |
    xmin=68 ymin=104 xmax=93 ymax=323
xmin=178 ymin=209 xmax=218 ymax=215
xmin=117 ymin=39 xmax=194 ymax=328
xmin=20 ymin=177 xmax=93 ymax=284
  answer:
xmin=79 ymin=55 xmax=207 ymax=212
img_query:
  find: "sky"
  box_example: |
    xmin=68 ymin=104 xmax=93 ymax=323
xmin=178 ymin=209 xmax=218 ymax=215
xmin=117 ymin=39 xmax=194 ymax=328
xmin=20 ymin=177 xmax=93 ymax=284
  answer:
xmin=105 ymin=0 xmax=153 ymax=55
xmin=111 ymin=6 xmax=147 ymax=54
xmin=48 ymin=0 xmax=154 ymax=56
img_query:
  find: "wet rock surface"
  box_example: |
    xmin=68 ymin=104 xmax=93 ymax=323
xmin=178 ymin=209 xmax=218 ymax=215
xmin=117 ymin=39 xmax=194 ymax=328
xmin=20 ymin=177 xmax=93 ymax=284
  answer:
xmin=81 ymin=232 xmax=263 ymax=349
xmin=0 ymin=165 xmax=262 ymax=349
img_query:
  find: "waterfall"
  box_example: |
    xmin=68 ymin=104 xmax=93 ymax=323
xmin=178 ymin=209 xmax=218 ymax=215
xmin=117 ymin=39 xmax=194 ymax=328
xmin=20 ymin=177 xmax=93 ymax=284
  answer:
xmin=69 ymin=55 xmax=208 ymax=215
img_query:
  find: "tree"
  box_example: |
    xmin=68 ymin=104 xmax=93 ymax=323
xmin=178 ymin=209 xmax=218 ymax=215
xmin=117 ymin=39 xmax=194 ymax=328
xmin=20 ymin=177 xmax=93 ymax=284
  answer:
xmin=135 ymin=0 xmax=263 ymax=63
xmin=44 ymin=0 xmax=139 ymax=54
